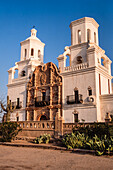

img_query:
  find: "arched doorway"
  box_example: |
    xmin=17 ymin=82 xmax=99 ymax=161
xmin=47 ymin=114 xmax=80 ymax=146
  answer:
xmin=37 ymin=113 xmax=48 ymax=121
xmin=40 ymin=115 xmax=47 ymax=120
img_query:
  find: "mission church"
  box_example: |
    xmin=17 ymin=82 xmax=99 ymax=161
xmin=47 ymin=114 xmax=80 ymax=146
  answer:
xmin=7 ymin=17 xmax=113 ymax=123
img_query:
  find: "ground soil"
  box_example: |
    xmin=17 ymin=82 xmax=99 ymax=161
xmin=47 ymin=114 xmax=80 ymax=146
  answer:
xmin=0 ymin=145 xmax=113 ymax=170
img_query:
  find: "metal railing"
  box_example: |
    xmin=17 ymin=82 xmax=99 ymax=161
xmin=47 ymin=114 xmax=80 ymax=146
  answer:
xmin=35 ymin=96 xmax=50 ymax=107
xmin=12 ymin=101 xmax=22 ymax=109
xmin=67 ymin=94 xmax=83 ymax=104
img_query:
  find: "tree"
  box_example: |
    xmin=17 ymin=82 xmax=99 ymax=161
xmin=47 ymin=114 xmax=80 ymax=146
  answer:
xmin=1 ymin=96 xmax=16 ymax=122
xmin=0 ymin=95 xmax=6 ymax=122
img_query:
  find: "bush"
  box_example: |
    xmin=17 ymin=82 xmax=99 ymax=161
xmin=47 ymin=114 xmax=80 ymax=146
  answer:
xmin=35 ymin=134 xmax=51 ymax=144
xmin=0 ymin=122 xmax=22 ymax=142
xmin=62 ymin=132 xmax=113 ymax=156
xmin=73 ymin=123 xmax=113 ymax=139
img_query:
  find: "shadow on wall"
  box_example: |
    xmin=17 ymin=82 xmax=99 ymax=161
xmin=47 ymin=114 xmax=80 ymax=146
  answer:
xmin=20 ymin=90 xmax=26 ymax=109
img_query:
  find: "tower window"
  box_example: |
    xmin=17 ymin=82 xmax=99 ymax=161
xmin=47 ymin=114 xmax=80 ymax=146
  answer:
xmin=17 ymin=116 xmax=19 ymax=121
xmin=75 ymin=90 xmax=79 ymax=104
xmin=31 ymin=48 xmax=34 ymax=56
xmin=74 ymin=114 xmax=78 ymax=123
xmin=78 ymin=30 xmax=81 ymax=43
xmin=108 ymin=79 xmax=110 ymax=94
xmin=42 ymin=92 xmax=46 ymax=101
xmin=99 ymin=74 xmax=101 ymax=95
xmin=77 ymin=56 xmax=82 ymax=64
xmin=17 ymin=98 xmax=20 ymax=108
xmin=87 ymin=29 xmax=91 ymax=42
xmin=88 ymin=89 xmax=92 ymax=96
xmin=88 ymin=87 xmax=92 ymax=96
xmin=94 ymin=32 xmax=96 ymax=43
xmin=38 ymin=50 xmax=41 ymax=58
xmin=24 ymin=49 xmax=27 ymax=59
xmin=21 ymin=70 xmax=26 ymax=77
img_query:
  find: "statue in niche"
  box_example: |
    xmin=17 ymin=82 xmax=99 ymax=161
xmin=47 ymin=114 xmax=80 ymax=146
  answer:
xmin=40 ymin=73 xmax=46 ymax=85
xmin=29 ymin=89 xmax=34 ymax=104
xmin=52 ymin=75 xmax=57 ymax=84
xmin=52 ymin=86 xmax=58 ymax=103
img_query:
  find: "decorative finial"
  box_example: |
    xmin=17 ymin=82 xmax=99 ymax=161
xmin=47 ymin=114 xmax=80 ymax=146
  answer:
xmin=31 ymin=26 xmax=37 ymax=37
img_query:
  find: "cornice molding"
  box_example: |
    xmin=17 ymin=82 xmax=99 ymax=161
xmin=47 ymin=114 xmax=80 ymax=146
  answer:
xmin=69 ymin=17 xmax=99 ymax=29
xmin=70 ymin=42 xmax=88 ymax=50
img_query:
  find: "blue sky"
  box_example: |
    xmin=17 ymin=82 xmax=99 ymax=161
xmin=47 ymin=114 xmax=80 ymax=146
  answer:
xmin=0 ymin=0 xmax=113 ymax=98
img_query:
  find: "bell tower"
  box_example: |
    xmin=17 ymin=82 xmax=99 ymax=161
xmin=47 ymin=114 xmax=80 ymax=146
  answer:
xmin=7 ymin=28 xmax=45 ymax=121
xmin=69 ymin=17 xmax=99 ymax=66
xmin=70 ymin=17 xmax=99 ymax=46
xmin=20 ymin=28 xmax=45 ymax=63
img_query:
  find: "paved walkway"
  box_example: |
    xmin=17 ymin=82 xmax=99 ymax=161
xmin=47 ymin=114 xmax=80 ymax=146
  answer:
xmin=0 ymin=140 xmax=95 ymax=154
xmin=0 ymin=144 xmax=113 ymax=170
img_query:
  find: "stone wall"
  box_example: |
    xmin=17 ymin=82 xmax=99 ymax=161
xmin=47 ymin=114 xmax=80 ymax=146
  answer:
xmin=17 ymin=121 xmax=55 ymax=138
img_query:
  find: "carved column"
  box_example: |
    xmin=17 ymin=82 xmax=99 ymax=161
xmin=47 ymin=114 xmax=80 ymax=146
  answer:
xmin=34 ymin=110 xmax=37 ymax=121
xmin=27 ymin=90 xmax=30 ymax=105
xmin=58 ymin=85 xmax=61 ymax=104
xmin=34 ymin=87 xmax=37 ymax=98
xmin=27 ymin=111 xmax=30 ymax=121
xmin=50 ymin=86 xmax=52 ymax=120
xmin=58 ymin=85 xmax=61 ymax=118
xmin=50 ymin=86 xmax=52 ymax=105
xmin=50 ymin=63 xmax=53 ymax=120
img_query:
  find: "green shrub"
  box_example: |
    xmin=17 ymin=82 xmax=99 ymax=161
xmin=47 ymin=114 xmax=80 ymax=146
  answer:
xmin=35 ymin=134 xmax=51 ymax=144
xmin=62 ymin=133 xmax=76 ymax=149
xmin=62 ymin=132 xmax=113 ymax=156
xmin=0 ymin=122 xmax=22 ymax=142
xmin=73 ymin=123 xmax=113 ymax=139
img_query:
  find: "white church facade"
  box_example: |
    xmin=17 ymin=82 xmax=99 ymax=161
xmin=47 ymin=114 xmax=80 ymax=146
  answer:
xmin=7 ymin=17 xmax=113 ymax=123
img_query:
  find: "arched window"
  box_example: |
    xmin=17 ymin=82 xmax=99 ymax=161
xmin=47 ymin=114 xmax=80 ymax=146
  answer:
xmin=40 ymin=115 xmax=48 ymax=120
xmin=74 ymin=87 xmax=79 ymax=104
xmin=24 ymin=49 xmax=27 ymax=59
xmin=99 ymin=74 xmax=101 ymax=95
xmin=38 ymin=50 xmax=41 ymax=57
xmin=94 ymin=32 xmax=96 ymax=43
xmin=78 ymin=30 xmax=81 ymax=43
xmin=88 ymin=87 xmax=92 ymax=96
xmin=108 ymin=79 xmax=110 ymax=94
xmin=14 ymin=69 xmax=18 ymax=79
xmin=21 ymin=70 xmax=26 ymax=77
xmin=74 ymin=114 xmax=78 ymax=123
xmin=31 ymin=48 xmax=34 ymax=56
xmin=101 ymin=57 xmax=105 ymax=66
xmin=77 ymin=56 xmax=82 ymax=64
xmin=87 ymin=29 xmax=91 ymax=42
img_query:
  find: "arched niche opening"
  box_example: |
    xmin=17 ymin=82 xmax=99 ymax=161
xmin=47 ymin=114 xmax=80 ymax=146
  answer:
xmin=87 ymin=29 xmax=91 ymax=42
xmin=94 ymin=32 xmax=96 ymax=43
xmin=77 ymin=56 xmax=82 ymax=64
xmin=101 ymin=57 xmax=105 ymax=67
xmin=38 ymin=50 xmax=41 ymax=59
xmin=14 ymin=69 xmax=18 ymax=79
xmin=88 ymin=86 xmax=92 ymax=96
xmin=21 ymin=70 xmax=26 ymax=77
xmin=37 ymin=114 xmax=49 ymax=121
xmin=40 ymin=115 xmax=48 ymax=120
xmin=66 ymin=55 xmax=70 ymax=67
xmin=24 ymin=49 xmax=27 ymax=59
xmin=78 ymin=30 xmax=81 ymax=43
xmin=31 ymin=48 xmax=34 ymax=56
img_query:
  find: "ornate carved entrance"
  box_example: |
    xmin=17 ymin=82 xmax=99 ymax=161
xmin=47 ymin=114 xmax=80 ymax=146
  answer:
xmin=26 ymin=62 xmax=62 ymax=121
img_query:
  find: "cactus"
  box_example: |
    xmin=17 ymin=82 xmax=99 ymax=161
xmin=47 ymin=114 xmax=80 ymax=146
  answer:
xmin=1 ymin=96 xmax=16 ymax=122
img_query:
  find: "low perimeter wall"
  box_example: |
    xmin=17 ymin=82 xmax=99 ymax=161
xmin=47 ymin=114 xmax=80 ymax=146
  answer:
xmin=17 ymin=121 xmax=55 ymax=138
xmin=12 ymin=121 xmax=113 ymax=138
